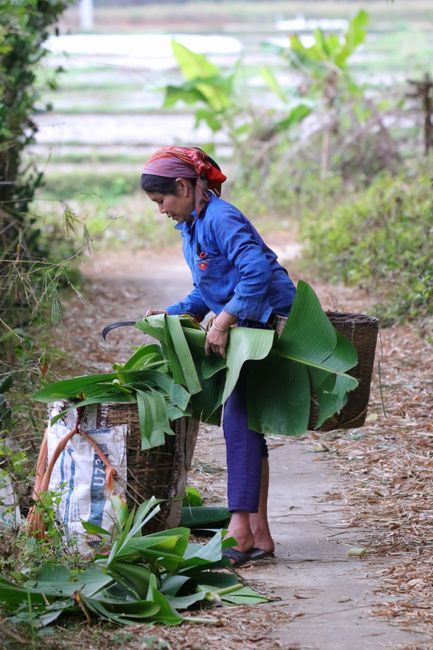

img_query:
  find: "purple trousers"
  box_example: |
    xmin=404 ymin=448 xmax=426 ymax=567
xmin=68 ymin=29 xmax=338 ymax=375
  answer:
xmin=223 ymin=373 xmax=268 ymax=513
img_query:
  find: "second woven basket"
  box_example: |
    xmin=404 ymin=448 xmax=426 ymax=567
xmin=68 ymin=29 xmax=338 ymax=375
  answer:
xmin=275 ymin=311 xmax=379 ymax=431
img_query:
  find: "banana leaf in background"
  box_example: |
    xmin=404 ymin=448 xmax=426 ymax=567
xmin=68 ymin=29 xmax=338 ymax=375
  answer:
xmin=180 ymin=505 xmax=230 ymax=529
xmin=181 ymin=488 xmax=231 ymax=532
xmin=33 ymin=281 xmax=359 ymax=447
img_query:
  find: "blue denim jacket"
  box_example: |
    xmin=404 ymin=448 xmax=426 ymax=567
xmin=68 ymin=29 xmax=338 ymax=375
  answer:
xmin=166 ymin=193 xmax=295 ymax=323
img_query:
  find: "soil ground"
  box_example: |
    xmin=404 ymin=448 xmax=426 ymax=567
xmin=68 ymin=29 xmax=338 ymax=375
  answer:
xmin=42 ymin=237 xmax=433 ymax=649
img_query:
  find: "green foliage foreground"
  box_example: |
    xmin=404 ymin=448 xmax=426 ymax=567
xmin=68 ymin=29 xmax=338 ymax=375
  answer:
xmin=33 ymin=281 xmax=358 ymax=448
xmin=301 ymin=168 xmax=433 ymax=323
xmin=0 ymin=497 xmax=267 ymax=628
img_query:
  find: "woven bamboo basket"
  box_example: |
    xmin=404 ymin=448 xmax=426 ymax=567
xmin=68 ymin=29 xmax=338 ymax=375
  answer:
xmin=275 ymin=311 xmax=379 ymax=431
xmin=96 ymin=404 xmax=199 ymax=532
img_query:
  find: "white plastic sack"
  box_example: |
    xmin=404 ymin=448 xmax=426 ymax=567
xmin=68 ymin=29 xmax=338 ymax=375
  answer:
xmin=46 ymin=401 xmax=127 ymax=554
xmin=0 ymin=469 xmax=21 ymax=530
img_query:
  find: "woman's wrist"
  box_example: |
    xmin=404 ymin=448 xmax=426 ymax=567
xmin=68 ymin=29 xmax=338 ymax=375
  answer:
xmin=212 ymin=310 xmax=237 ymax=333
xmin=212 ymin=321 xmax=229 ymax=333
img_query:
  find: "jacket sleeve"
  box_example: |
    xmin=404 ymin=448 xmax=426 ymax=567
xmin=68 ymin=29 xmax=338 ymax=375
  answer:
xmin=166 ymin=283 xmax=210 ymax=321
xmin=211 ymin=207 xmax=274 ymax=322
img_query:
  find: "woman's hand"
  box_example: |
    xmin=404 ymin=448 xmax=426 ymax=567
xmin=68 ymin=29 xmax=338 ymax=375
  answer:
xmin=205 ymin=312 xmax=236 ymax=358
xmin=205 ymin=323 xmax=229 ymax=358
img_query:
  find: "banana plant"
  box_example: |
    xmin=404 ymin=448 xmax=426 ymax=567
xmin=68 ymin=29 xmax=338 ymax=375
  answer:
xmin=162 ymin=40 xmax=243 ymax=144
xmin=261 ymin=10 xmax=371 ymax=174
xmin=262 ymin=10 xmax=369 ymax=98
xmin=164 ymin=40 xmax=313 ymax=152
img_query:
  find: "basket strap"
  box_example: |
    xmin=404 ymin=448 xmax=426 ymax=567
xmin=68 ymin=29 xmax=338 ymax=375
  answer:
xmin=32 ymin=428 xmax=49 ymax=501
xmin=27 ymin=410 xmax=117 ymax=538
xmin=74 ymin=428 xmax=117 ymax=492
xmin=26 ymin=429 xmax=49 ymax=538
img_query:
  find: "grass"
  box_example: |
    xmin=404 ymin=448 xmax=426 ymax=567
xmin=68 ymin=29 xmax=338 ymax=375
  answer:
xmin=33 ymin=152 xmax=146 ymax=164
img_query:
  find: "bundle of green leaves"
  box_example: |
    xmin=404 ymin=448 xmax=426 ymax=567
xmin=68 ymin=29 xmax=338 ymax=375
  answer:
xmin=33 ymin=281 xmax=358 ymax=449
xmin=0 ymin=497 xmax=267 ymax=627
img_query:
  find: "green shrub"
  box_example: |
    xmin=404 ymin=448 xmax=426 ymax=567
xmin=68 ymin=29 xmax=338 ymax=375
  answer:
xmin=41 ymin=171 xmax=138 ymax=202
xmin=301 ymin=165 xmax=433 ymax=322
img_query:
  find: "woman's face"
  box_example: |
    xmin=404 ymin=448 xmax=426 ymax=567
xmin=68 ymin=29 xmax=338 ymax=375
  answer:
xmin=146 ymin=179 xmax=195 ymax=223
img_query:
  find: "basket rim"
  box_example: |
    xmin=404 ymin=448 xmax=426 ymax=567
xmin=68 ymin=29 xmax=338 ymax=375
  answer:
xmin=325 ymin=310 xmax=379 ymax=324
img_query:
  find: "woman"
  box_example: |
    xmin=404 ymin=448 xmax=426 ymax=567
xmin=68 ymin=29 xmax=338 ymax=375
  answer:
xmin=141 ymin=146 xmax=296 ymax=566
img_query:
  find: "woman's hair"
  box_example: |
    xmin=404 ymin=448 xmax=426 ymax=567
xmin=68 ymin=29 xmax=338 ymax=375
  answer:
xmin=140 ymin=174 xmax=180 ymax=194
xmin=140 ymin=152 xmax=222 ymax=195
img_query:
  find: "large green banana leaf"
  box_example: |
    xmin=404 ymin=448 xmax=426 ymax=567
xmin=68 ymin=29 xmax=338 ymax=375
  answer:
xmin=246 ymin=355 xmax=311 ymax=435
xmin=308 ymin=368 xmax=358 ymax=428
xmin=180 ymin=505 xmax=230 ymax=529
xmin=241 ymin=280 xmax=359 ymax=435
xmin=133 ymin=282 xmax=358 ymax=438
xmin=190 ymin=364 xmax=224 ymax=424
xmin=175 ymin=282 xmax=357 ymax=434
xmin=222 ymin=327 xmax=275 ymax=403
xmin=275 ymin=281 xmax=357 ymax=374
xmin=136 ymin=388 xmax=172 ymax=450
xmin=165 ymin=316 xmax=202 ymax=395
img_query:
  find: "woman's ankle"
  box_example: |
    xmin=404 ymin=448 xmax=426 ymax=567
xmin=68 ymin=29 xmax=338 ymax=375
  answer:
xmin=249 ymin=514 xmax=274 ymax=553
xmin=226 ymin=511 xmax=255 ymax=552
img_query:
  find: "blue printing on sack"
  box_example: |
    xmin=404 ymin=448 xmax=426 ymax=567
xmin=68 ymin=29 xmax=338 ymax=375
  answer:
xmin=88 ymin=428 xmax=112 ymax=528
xmin=62 ymin=448 xmax=75 ymax=525
xmin=88 ymin=443 xmax=109 ymax=528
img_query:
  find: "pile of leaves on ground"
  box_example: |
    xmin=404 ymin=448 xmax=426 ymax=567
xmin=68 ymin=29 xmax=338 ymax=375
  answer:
xmin=313 ymin=321 xmax=433 ymax=634
xmin=301 ymin=165 xmax=433 ymax=324
xmin=33 ymin=281 xmax=358 ymax=449
xmin=0 ymin=496 xmax=268 ymax=630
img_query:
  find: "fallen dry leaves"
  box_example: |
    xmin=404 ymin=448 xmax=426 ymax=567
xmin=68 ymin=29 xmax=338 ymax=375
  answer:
xmin=312 ymin=314 xmax=433 ymax=636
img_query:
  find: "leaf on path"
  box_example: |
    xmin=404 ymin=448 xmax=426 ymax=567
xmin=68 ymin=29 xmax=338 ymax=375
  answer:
xmin=346 ymin=547 xmax=367 ymax=557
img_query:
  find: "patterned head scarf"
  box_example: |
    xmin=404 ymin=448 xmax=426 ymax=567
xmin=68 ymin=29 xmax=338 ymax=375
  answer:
xmin=142 ymin=146 xmax=226 ymax=215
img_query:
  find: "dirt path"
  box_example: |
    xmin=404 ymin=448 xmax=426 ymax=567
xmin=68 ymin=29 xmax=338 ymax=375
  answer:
xmin=54 ymin=242 xmax=432 ymax=649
